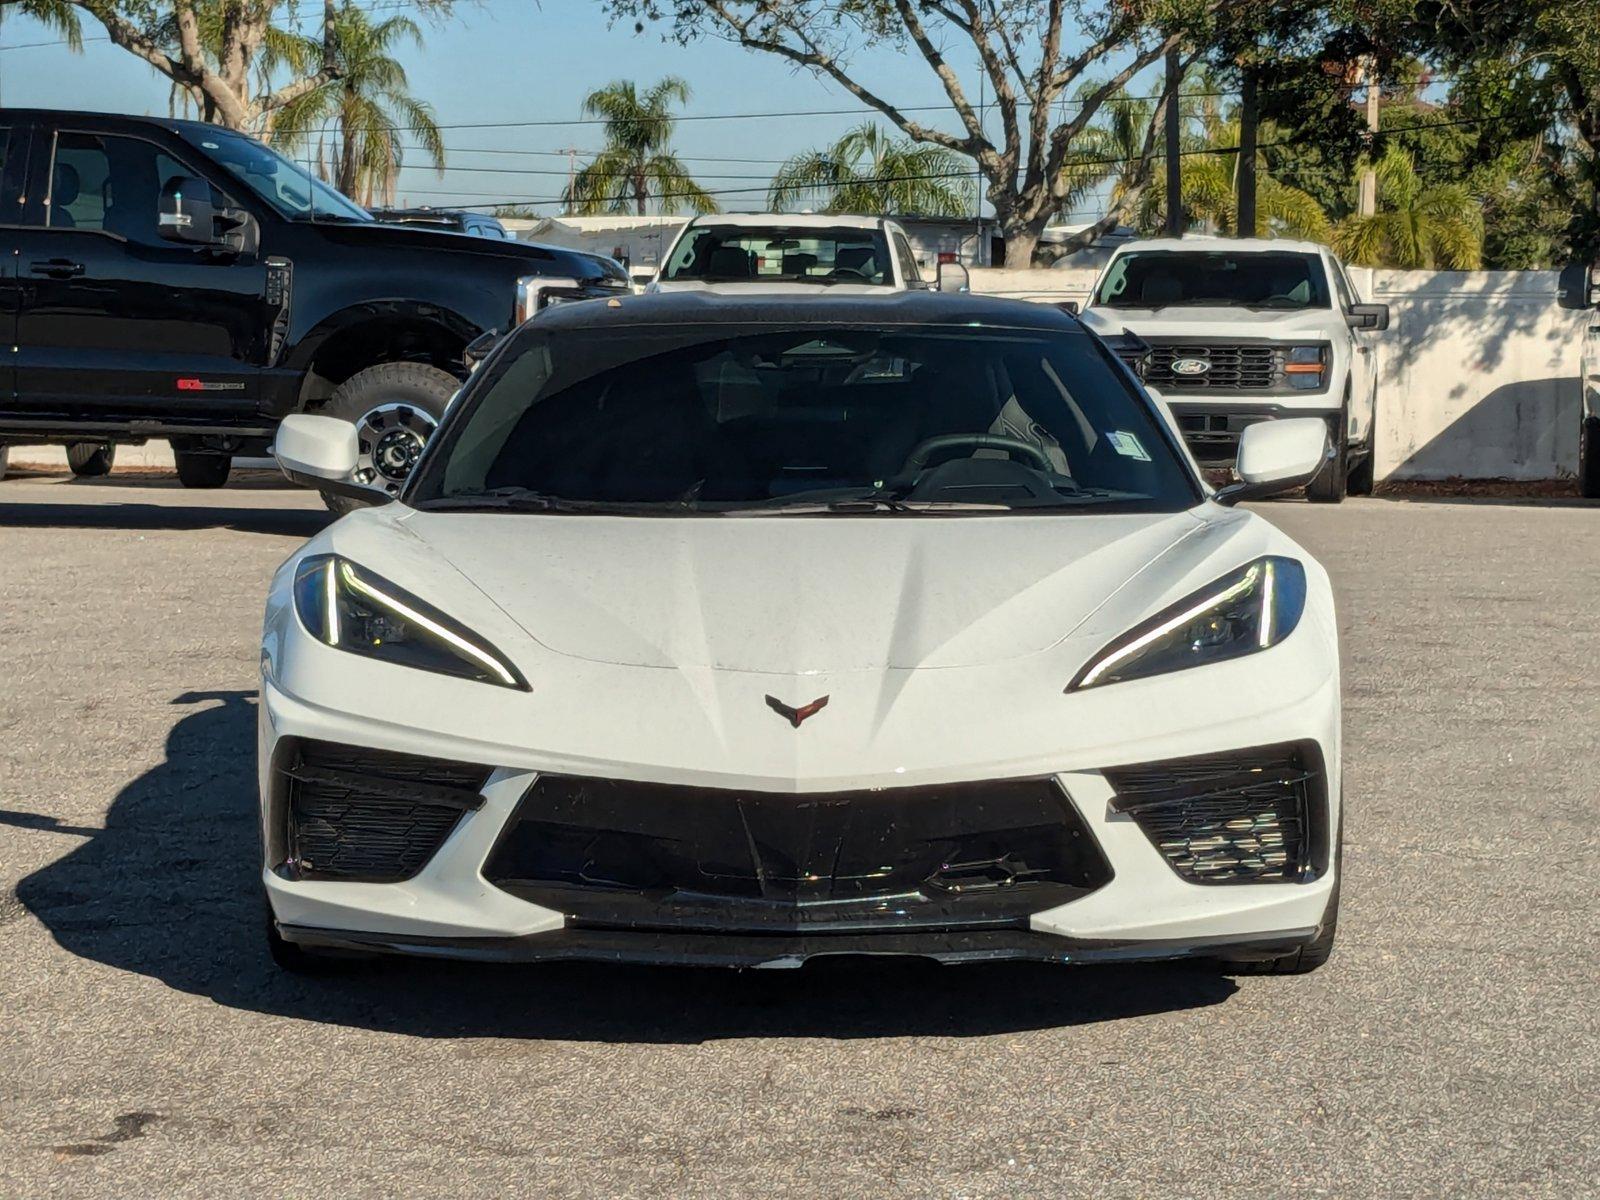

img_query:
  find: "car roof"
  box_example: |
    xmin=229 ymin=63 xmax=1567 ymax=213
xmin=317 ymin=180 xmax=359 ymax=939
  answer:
xmin=683 ymin=212 xmax=889 ymax=231
xmin=1109 ymin=234 xmax=1332 ymax=256
xmin=527 ymin=290 xmax=1079 ymax=333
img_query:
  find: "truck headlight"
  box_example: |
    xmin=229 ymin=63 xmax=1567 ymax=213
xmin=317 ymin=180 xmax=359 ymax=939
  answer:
xmin=1283 ymin=344 xmax=1327 ymax=390
xmin=292 ymin=555 xmax=528 ymax=690
xmin=1067 ymin=557 xmax=1306 ymax=691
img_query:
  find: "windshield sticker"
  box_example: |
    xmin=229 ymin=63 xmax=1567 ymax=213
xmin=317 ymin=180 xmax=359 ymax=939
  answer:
xmin=1105 ymin=430 xmax=1151 ymax=461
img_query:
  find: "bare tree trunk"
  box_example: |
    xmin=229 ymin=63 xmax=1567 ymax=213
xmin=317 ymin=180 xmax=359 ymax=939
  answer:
xmin=635 ymin=171 xmax=647 ymax=216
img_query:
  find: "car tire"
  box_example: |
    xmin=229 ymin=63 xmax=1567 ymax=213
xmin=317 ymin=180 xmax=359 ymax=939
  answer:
xmin=1581 ymin=416 xmax=1600 ymax=500
xmin=1305 ymin=412 xmax=1347 ymax=504
xmin=66 ymin=441 xmax=116 ymax=478
xmin=1347 ymin=405 xmax=1376 ymax=497
xmin=174 ymin=450 xmax=232 ymax=489
xmin=318 ymin=362 xmax=459 ymax=515
xmin=264 ymin=900 xmax=361 ymax=974
xmin=0 ymin=444 xmax=9 ymax=480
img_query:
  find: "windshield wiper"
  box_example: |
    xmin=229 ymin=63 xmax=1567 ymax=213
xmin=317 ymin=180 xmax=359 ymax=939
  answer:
xmin=417 ymin=488 xmax=644 ymax=513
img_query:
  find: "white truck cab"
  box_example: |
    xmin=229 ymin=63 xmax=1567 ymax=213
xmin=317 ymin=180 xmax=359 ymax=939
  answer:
xmin=650 ymin=213 xmax=929 ymax=295
xmin=1081 ymin=236 xmax=1389 ymax=502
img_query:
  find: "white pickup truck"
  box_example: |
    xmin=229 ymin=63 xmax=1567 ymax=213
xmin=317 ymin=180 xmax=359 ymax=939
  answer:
xmin=650 ymin=213 xmax=929 ymax=294
xmin=1080 ymin=236 xmax=1389 ymax=503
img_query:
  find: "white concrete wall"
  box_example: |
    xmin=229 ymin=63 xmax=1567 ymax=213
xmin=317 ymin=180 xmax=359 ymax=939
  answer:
xmin=969 ymin=265 xmax=1586 ymax=481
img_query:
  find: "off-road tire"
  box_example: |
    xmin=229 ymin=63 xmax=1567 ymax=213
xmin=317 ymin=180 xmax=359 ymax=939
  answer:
xmin=318 ymin=362 xmax=459 ymax=515
xmin=174 ymin=450 xmax=232 ymax=489
xmin=1581 ymin=416 xmax=1600 ymax=499
xmin=1305 ymin=412 xmax=1348 ymax=504
xmin=66 ymin=441 xmax=116 ymax=478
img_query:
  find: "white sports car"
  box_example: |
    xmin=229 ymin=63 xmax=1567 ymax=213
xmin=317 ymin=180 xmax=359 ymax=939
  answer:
xmin=261 ymin=293 xmax=1343 ymax=975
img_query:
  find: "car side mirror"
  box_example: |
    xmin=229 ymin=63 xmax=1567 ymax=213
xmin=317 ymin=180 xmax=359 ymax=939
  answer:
xmin=1214 ymin=418 xmax=1330 ymax=505
xmin=936 ymin=260 xmax=970 ymax=293
xmin=272 ymin=413 xmax=384 ymax=506
xmin=1346 ymin=303 xmax=1389 ymax=331
xmin=1057 ymin=300 xmax=1080 ymax=316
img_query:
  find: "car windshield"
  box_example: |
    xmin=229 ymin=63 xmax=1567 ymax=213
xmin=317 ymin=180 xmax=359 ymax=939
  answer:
xmin=179 ymin=127 xmax=373 ymax=223
xmin=408 ymin=324 xmax=1198 ymax=514
xmin=661 ymin=226 xmax=892 ymax=285
xmin=1094 ymin=251 xmax=1330 ymax=310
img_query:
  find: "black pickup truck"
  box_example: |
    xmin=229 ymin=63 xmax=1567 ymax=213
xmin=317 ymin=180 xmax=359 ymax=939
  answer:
xmin=0 ymin=109 xmax=626 ymax=503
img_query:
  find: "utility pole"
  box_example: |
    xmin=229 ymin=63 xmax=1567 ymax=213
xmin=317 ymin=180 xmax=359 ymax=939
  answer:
xmin=1237 ymin=68 xmax=1258 ymax=237
xmin=1358 ymin=58 xmax=1379 ymax=218
xmin=562 ymin=147 xmax=579 ymax=215
xmin=1165 ymin=47 xmax=1183 ymax=237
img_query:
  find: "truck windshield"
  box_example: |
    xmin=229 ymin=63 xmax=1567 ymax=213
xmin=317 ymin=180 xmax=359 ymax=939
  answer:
xmin=178 ymin=127 xmax=373 ymax=223
xmin=409 ymin=324 xmax=1199 ymax=514
xmin=1094 ymin=251 xmax=1330 ymax=310
xmin=662 ymin=225 xmax=891 ymax=285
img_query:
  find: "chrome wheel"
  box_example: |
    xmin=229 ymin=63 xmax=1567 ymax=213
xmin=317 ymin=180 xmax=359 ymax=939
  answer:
xmin=353 ymin=402 xmax=438 ymax=494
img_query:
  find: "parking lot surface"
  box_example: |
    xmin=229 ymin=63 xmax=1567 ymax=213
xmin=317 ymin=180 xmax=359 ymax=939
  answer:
xmin=1 ymin=474 xmax=1595 ymax=1198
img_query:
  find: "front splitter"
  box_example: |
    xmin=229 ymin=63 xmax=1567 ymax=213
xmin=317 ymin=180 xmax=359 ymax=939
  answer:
xmin=276 ymin=921 xmax=1315 ymax=969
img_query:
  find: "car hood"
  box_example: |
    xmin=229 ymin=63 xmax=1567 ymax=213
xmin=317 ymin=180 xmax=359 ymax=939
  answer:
xmin=649 ymin=279 xmax=895 ymax=297
xmin=1080 ymin=305 xmax=1338 ymax=339
xmin=383 ymin=508 xmax=1206 ymax=674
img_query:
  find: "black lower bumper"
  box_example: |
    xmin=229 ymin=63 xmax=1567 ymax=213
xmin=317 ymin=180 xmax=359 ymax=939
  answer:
xmin=276 ymin=921 xmax=1318 ymax=969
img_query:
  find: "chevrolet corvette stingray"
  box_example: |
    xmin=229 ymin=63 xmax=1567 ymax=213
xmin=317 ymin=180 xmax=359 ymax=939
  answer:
xmin=261 ymin=292 xmax=1343 ymax=974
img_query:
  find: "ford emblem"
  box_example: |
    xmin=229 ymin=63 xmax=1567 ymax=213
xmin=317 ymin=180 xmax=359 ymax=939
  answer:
xmin=1170 ymin=357 xmax=1211 ymax=376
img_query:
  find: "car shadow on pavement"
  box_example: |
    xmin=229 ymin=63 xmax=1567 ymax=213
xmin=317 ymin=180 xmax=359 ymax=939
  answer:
xmin=0 ymin=498 xmax=329 ymax=538
xmin=16 ymin=691 xmax=1238 ymax=1042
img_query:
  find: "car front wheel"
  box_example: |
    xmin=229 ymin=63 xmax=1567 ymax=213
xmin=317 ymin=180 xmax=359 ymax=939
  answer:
xmin=174 ymin=451 xmax=232 ymax=489
xmin=1581 ymin=416 xmax=1600 ymax=499
xmin=1305 ymin=410 xmax=1348 ymax=504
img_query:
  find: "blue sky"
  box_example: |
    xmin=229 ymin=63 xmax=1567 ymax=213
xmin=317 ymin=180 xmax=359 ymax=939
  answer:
xmin=0 ymin=0 xmax=1071 ymax=214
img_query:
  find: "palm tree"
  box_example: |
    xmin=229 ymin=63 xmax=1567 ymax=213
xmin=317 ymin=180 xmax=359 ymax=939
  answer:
xmin=1334 ymin=146 xmax=1484 ymax=268
xmin=263 ymin=3 xmax=445 ymax=206
xmin=768 ymin=123 xmax=971 ymax=216
xmin=565 ymin=77 xmax=716 ymax=216
xmin=1126 ymin=88 xmax=1331 ymax=241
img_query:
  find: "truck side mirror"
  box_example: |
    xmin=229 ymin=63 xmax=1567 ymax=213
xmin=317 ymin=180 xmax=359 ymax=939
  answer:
xmin=1346 ymin=303 xmax=1389 ymax=332
xmin=935 ymin=260 xmax=970 ymax=293
xmin=160 ymin=175 xmax=256 ymax=255
xmin=1214 ymin=418 xmax=1330 ymax=505
xmin=159 ymin=176 xmax=220 ymax=245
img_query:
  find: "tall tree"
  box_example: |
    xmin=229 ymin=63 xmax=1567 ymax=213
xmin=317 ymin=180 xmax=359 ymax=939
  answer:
xmin=768 ymin=122 xmax=972 ymax=215
xmin=0 ymin=0 xmax=450 ymax=133
xmin=610 ymin=0 xmax=1291 ymax=265
xmin=1333 ymin=145 xmax=1484 ymax=267
xmin=265 ymin=3 xmax=445 ymax=204
xmin=564 ymin=76 xmax=717 ymax=216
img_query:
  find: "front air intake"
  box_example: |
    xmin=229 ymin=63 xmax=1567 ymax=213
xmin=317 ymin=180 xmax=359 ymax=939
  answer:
xmin=1103 ymin=743 xmax=1325 ymax=884
xmin=277 ymin=739 xmax=491 ymax=882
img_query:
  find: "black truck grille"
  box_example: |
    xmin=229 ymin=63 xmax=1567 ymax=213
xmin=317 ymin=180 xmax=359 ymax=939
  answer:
xmin=1103 ymin=744 xmax=1324 ymax=883
xmin=1119 ymin=343 xmax=1279 ymax=391
xmin=280 ymin=740 xmax=491 ymax=882
xmin=484 ymin=775 xmax=1113 ymax=932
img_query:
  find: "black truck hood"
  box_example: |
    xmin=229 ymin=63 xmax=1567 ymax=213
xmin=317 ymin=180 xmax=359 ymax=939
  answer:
xmin=311 ymin=220 xmax=624 ymax=282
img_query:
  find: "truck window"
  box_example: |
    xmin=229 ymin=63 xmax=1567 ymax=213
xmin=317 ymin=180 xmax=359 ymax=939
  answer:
xmin=48 ymin=132 xmax=209 ymax=244
xmin=1094 ymin=250 xmax=1331 ymax=310
xmin=892 ymin=233 xmax=924 ymax=285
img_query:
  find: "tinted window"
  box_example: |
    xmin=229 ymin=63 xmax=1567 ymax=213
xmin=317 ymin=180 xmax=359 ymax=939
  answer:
xmin=663 ymin=225 xmax=891 ymax=285
xmin=413 ymin=325 xmax=1197 ymax=514
xmin=48 ymin=132 xmax=205 ymax=243
xmin=1095 ymin=251 xmax=1331 ymax=310
xmin=179 ymin=125 xmax=370 ymax=222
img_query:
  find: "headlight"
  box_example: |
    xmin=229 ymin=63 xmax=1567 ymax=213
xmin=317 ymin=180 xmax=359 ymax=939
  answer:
xmin=1068 ymin=557 xmax=1306 ymax=691
xmin=292 ymin=555 xmax=528 ymax=690
xmin=1282 ymin=344 xmax=1327 ymax=390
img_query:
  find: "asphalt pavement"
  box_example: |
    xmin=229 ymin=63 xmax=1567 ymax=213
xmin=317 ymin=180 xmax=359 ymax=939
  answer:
xmin=1 ymin=473 xmax=1595 ymax=1198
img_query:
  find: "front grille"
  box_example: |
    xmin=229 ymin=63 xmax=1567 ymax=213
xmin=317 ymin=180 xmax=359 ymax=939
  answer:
xmin=484 ymin=775 xmax=1113 ymax=932
xmin=280 ymin=739 xmax=491 ymax=882
xmin=1119 ymin=342 xmax=1279 ymax=391
xmin=1104 ymin=744 xmax=1324 ymax=884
